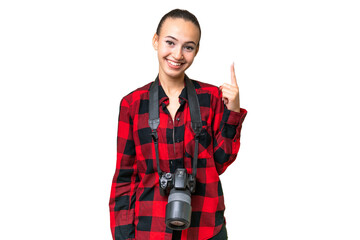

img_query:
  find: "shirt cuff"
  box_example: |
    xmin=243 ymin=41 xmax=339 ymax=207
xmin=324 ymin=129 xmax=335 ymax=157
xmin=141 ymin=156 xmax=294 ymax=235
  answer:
xmin=223 ymin=107 xmax=247 ymax=126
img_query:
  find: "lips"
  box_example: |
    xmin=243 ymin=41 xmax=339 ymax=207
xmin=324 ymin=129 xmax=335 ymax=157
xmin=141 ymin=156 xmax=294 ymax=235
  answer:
xmin=166 ymin=59 xmax=184 ymax=69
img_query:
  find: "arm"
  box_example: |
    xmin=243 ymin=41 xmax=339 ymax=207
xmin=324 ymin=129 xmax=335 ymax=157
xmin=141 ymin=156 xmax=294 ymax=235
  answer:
xmin=109 ymin=97 xmax=138 ymax=240
xmin=213 ymin=63 xmax=247 ymax=174
xmin=212 ymin=90 xmax=247 ymax=175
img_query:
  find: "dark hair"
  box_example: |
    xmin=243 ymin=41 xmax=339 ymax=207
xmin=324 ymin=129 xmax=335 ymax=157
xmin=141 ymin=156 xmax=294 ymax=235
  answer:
xmin=156 ymin=9 xmax=201 ymax=45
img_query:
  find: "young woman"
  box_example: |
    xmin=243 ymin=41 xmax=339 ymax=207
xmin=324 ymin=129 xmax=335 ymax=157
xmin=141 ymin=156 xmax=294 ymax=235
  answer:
xmin=109 ymin=9 xmax=247 ymax=240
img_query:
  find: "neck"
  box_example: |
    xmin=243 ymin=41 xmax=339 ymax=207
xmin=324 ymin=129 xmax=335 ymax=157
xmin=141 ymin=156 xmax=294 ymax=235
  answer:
xmin=158 ymin=72 xmax=185 ymax=96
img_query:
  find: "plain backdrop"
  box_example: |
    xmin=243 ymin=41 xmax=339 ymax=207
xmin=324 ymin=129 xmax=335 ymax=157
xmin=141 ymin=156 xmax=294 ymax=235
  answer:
xmin=1 ymin=0 xmax=359 ymax=239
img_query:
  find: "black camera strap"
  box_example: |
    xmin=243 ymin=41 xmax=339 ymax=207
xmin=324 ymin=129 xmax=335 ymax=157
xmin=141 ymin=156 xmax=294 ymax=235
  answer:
xmin=148 ymin=75 xmax=202 ymax=181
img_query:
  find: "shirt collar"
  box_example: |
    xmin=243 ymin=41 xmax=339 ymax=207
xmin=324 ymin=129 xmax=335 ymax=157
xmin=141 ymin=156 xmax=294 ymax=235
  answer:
xmin=153 ymin=75 xmax=190 ymax=105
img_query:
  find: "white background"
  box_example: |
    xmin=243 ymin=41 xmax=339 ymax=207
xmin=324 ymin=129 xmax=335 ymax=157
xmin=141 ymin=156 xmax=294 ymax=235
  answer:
xmin=1 ymin=0 xmax=359 ymax=239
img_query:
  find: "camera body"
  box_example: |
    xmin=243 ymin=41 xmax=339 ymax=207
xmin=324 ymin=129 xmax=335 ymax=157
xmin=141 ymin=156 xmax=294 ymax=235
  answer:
xmin=159 ymin=168 xmax=196 ymax=230
xmin=159 ymin=168 xmax=196 ymax=196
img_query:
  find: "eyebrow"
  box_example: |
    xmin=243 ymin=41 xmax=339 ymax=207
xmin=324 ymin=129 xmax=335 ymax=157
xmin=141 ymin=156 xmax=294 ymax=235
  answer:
xmin=165 ymin=36 xmax=197 ymax=45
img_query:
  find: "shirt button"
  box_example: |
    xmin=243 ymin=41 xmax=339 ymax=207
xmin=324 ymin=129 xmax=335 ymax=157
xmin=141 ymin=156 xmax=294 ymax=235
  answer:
xmin=176 ymin=118 xmax=180 ymax=121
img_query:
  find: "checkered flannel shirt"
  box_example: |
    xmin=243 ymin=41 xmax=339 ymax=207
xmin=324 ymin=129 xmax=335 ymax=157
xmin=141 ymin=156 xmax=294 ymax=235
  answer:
xmin=109 ymin=76 xmax=247 ymax=240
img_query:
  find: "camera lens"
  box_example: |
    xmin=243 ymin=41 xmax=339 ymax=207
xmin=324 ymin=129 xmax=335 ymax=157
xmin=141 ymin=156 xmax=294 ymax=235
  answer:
xmin=165 ymin=188 xmax=192 ymax=230
xmin=170 ymin=221 xmax=185 ymax=226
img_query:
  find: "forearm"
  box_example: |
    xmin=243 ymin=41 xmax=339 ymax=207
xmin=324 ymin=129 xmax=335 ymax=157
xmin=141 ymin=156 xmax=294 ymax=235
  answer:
xmin=109 ymin=172 xmax=137 ymax=240
xmin=109 ymin=97 xmax=138 ymax=240
xmin=213 ymin=106 xmax=247 ymax=174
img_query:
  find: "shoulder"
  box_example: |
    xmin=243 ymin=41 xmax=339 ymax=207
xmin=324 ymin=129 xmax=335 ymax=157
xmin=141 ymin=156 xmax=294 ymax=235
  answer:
xmin=121 ymin=81 xmax=152 ymax=105
xmin=190 ymin=78 xmax=222 ymax=99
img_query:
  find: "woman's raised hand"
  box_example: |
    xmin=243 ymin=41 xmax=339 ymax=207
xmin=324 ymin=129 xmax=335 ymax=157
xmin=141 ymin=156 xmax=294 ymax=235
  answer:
xmin=219 ymin=63 xmax=240 ymax=113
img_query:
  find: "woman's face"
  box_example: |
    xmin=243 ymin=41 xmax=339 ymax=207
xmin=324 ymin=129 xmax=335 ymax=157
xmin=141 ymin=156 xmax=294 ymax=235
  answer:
xmin=153 ymin=18 xmax=200 ymax=81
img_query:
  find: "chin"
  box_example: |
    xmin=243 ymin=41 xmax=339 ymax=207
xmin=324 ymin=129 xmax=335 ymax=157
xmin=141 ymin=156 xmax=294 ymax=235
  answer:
xmin=161 ymin=65 xmax=190 ymax=79
xmin=167 ymin=65 xmax=190 ymax=78
xmin=164 ymin=70 xmax=185 ymax=79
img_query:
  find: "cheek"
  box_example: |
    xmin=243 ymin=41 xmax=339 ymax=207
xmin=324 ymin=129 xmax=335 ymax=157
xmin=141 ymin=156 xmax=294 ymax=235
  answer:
xmin=184 ymin=52 xmax=196 ymax=63
xmin=157 ymin=45 xmax=170 ymax=57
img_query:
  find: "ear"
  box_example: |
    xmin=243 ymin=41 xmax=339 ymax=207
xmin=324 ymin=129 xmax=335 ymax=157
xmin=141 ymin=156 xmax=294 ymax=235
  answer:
xmin=152 ymin=33 xmax=159 ymax=50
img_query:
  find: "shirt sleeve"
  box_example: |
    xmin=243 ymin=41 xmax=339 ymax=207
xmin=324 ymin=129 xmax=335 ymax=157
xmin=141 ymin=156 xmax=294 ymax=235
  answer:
xmin=109 ymin=97 xmax=139 ymax=240
xmin=211 ymin=88 xmax=247 ymax=175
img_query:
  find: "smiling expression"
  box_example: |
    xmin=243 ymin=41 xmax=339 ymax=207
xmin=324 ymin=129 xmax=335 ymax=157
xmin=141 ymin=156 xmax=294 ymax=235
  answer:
xmin=153 ymin=18 xmax=200 ymax=81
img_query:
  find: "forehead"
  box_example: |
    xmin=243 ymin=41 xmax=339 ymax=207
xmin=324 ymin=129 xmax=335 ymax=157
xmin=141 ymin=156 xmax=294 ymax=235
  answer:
xmin=159 ymin=18 xmax=200 ymax=44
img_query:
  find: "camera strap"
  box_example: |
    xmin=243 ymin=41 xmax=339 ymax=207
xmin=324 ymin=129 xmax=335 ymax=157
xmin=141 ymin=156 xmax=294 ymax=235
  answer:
xmin=148 ymin=75 xmax=202 ymax=181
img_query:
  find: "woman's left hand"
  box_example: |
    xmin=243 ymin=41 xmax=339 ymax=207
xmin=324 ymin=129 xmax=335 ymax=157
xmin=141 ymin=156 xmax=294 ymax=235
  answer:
xmin=219 ymin=63 xmax=240 ymax=113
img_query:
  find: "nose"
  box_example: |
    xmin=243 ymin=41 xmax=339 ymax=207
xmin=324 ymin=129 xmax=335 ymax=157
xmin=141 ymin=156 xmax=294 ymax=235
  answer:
xmin=172 ymin=46 xmax=183 ymax=61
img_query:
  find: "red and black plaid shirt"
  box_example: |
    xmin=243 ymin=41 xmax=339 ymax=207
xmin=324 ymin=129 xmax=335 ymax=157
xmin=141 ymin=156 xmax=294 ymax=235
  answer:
xmin=109 ymin=76 xmax=247 ymax=240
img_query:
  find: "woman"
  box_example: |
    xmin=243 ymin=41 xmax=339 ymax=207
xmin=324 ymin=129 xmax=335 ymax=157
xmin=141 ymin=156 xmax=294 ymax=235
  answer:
xmin=109 ymin=9 xmax=247 ymax=240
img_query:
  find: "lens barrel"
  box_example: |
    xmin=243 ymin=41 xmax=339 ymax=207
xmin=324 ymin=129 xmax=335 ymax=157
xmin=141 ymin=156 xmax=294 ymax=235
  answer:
xmin=165 ymin=188 xmax=192 ymax=230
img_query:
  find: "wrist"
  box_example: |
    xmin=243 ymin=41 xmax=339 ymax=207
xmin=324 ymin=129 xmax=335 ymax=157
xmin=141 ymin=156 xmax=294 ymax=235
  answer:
xmin=227 ymin=106 xmax=240 ymax=113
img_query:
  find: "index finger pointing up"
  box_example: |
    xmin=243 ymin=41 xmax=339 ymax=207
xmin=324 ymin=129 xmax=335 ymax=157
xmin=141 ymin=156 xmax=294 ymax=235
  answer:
xmin=231 ymin=62 xmax=238 ymax=86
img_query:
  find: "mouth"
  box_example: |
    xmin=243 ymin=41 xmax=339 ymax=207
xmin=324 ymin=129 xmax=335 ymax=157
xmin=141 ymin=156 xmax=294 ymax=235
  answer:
xmin=166 ymin=59 xmax=184 ymax=69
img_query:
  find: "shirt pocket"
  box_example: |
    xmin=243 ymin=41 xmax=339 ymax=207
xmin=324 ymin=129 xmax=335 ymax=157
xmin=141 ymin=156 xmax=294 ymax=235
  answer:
xmin=185 ymin=123 xmax=213 ymax=160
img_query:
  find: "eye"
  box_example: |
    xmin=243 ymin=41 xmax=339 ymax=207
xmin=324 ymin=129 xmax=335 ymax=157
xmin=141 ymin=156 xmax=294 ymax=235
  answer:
xmin=166 ymin=40 xmax=175 ymax=46
xmin=184 ymin=45 xmax=195 ymax=51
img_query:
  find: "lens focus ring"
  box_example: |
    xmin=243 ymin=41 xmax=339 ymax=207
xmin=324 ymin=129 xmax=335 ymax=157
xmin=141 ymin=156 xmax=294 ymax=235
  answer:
xmin=168 ymin=189 xmax=191 ymax=203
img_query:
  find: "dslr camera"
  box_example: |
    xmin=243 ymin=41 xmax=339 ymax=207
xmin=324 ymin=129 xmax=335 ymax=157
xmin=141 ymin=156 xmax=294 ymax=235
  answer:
xmin=159 ymin=168 xmax=196 ymax=230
